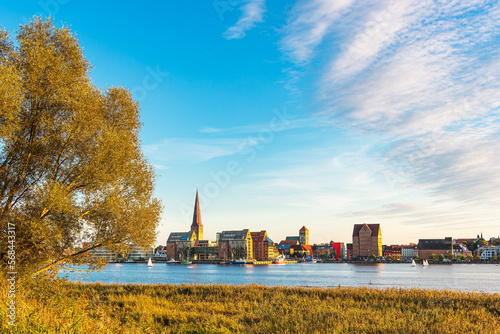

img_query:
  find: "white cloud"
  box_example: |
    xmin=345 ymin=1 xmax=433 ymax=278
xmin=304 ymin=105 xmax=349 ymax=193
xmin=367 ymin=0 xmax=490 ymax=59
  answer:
xmin=144 ymin=137 xmax=256 ymax=165
xmin=223 ymin=0 xmax=266 ymax=40
xmin=280 ymin=0 xmax=355 ymax=64
xmin=275 ymin=0 xmax=500 ymax=239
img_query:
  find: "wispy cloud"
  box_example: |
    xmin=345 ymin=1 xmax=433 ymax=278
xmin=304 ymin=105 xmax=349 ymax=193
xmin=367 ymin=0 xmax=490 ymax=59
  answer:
xmin=280 ymin=0 xmax=500 ymax=208
xmin=144 ymin=137 xmax=258 ymax=165
xmin=199 ymin=117 xmax=319 ymax=135
xmin=280 ymin=0 xmax=355 ymax=64
xmin=223 ymin=0 xmax=266 ymax=40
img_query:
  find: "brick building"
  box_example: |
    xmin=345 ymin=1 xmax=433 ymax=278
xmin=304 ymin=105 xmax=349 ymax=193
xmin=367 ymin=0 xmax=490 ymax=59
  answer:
xmin=218 ymin=229 xmax=253 ymax=261
xmin=251 ymin=231 xmax=276 ymax=261
xmin=352 ymin=224 xmax=382 ymax=258
xmin=417 ymin=237 xmax=453 ymax=259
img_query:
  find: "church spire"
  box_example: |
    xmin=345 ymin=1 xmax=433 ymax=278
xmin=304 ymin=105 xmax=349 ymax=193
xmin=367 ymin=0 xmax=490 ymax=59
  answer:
xmin=191 ymin=188 xmax=203 ymax=241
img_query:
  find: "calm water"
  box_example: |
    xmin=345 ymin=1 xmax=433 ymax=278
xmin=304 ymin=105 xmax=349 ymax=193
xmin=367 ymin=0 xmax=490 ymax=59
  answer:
xmin=59 ymin=263 xmax=500 ymax=293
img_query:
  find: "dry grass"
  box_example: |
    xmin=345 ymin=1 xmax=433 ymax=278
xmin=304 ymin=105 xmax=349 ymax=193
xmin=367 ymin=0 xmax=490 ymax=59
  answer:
xmin=1 ymin=279 xmax=499 ymax=333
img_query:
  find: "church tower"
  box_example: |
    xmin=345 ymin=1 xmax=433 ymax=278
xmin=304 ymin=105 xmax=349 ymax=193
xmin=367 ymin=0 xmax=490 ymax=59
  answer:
xmin=190 ymin=189 xmax=203 ymax=242
xmin=299 ymin=226 xmax=309 ymax=245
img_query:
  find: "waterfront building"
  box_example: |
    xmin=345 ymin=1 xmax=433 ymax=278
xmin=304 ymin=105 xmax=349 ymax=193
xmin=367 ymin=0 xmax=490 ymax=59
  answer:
xmin=166 ymin=231 xmax=197 ymax=260
xmin=312 ymin=242 xmax=344 ymax=259
xmin=192 ymin=240 xmax=219 ymax=260
xmin=154 ymin=246 xmax=168 ymax=259
xmin=251 ymin=231 xmax=276 ymax=261
xmin=312 ymin=244 xmax=332 ymax=258
xmin=88 ymin=246 xmax=116 ymax=261
xmin=383 ymin=245 xmax=402 ymax=258
xmin=476 ymin=245 xmax=499 ymax=260
xmin=291 ymin=244 xmax=313 ymax=257
xmin=218 ymin=229 xmax=253 ymax=261
xmin=191 ymin=189 xmax=203 ymax=243
xmin=352 ymin=224 xmax=382 ymax=258
xmin=417 ymin=237 xmax=453 ymax=259
xmin=331 ymin=242 xmax=344 ymax=260
xmin=453 ymin=243 xmax=472 ymax=258
xmin=401 ymin=245 xmax=418 ymax=259
xmin=128 ymin=245 xmax=155 ymax=260
xmin=278 ymin=239 xmax=300 ymax=257
xmin=346 ymin=243 xmax=353 ymax=260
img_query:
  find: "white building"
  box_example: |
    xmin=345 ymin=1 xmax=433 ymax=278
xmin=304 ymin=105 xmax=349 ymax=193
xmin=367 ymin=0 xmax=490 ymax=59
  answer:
xmin=477 ymin=245 xmax=499 ymax=260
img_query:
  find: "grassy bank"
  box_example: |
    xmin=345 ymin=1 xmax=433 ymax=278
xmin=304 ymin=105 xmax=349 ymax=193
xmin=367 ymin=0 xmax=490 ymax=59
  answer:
xmin=2 ymin=280 xmax=499 ymax=333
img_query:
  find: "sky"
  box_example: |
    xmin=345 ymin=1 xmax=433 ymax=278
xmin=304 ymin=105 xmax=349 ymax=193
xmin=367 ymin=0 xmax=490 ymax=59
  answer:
xmin=1 ymin=0 xmax=499 ymax=245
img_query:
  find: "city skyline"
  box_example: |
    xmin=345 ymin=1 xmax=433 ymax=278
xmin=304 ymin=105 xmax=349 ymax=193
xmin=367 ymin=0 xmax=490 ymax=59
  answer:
xmin=1 ymin=1 xmax=499 ymax=245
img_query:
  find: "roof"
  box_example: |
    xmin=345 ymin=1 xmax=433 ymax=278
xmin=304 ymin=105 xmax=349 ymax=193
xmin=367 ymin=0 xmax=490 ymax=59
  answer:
xmin=219 ymin=229 xmax=250 ymax=241
xmin=300 ymin=226 xmax=308 ymax=231
xmin=291 ymin=244 xmax=312 ymax=252
xmin=167 ymin=231 xmax=195 ymax=243
xmin=279 ymin=240 xmax=299 ymax=246
xmin=251 ymin=231 xmax=267 ymax=242
xmin=264 ymin=236 xmax=273 ymax=243
xmin=286 ymin=236 xmax=300 ymax=241
xmin=352 ymin=224 xmax=381 ymax=237
xmin=191 ymin=189 xmax=203 ymax=228
xmin=418 ymin=239 xmax=452 ymax=250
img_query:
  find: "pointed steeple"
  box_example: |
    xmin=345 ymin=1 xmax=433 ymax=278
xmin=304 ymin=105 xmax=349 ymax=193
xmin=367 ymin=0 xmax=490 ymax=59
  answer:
xmin=190 ymin=189 xmax=203 ymax=241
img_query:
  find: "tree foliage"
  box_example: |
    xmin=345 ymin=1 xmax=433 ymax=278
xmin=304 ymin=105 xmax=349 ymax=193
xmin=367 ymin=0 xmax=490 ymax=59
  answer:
xmin=0 ymin=18 xmax=162 ymax=278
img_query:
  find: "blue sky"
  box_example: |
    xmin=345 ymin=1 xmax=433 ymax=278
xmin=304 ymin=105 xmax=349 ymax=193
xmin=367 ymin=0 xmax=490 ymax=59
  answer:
xmin=2 ymin=0 xmax=499 ymax=245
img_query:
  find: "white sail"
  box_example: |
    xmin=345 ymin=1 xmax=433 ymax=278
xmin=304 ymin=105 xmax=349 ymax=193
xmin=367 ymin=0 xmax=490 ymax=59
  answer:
xmin=411 ymin=259 xmax=416 ymax=267
xmin=148 ymin=257 xmax=153 ymax=267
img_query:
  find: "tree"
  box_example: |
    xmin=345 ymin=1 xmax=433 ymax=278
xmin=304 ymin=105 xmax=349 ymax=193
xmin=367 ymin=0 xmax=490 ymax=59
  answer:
xmin=458 ymin=254 xmax=465 ymax=261
xmin=370 ymin=254 xmax=377 ymax=261
xmin=413 ymin=255 xmax=419 ymax=260
xmin=438 ymin=254 xmax=445 ymax=261
xmin=0 ymin=18 xmax=162 ymax=278
xmin=429 ymin=253 xmax=436 ymax=260
xmin=386 ymin=254 xmax=392 ymax=261
xmin=466 ymin=254 xmax=473 ymax=261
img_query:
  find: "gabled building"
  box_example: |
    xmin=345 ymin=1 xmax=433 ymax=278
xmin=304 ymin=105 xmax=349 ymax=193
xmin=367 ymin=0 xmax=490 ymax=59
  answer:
xmin=352 ymin=224 xmax=382 ymax=258
xmin=218 ymin=229 xmax=253 ymax=261
xmin=251 ymin=231 xmax=276 ymax=261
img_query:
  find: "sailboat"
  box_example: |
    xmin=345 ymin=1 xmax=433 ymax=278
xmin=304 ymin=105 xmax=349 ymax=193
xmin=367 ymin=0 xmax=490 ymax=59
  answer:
xmin=411 ymin=259 xmax=416 ymax=267
xmin=423 ymin=259 xmax=429 ymax=267
xmin=147 ymin=257 xmax=153 ymax=268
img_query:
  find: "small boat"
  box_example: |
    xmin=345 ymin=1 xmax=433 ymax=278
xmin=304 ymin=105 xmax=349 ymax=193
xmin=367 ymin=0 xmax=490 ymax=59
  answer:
xmin=180 ymin=260 xmax=192 ymax=265
xmin=166 ymin=259 xmax=179 ymax=264
xmin=423 ymin=259 xmax=429 ymax=267
xmin=230 ymin=259 xmax=247 ymax=265
xmin=147 ymin=257 xmax=153 ymax=268
xmin=411 ymin=259 xmax=416 ymax=267
xmin=274 ymin=255 xmax=287 ymax=265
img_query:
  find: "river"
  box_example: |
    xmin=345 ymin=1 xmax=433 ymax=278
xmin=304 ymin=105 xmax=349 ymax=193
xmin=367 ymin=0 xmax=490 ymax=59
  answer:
xmin=59 ymin=262 xmax=500 ymax=293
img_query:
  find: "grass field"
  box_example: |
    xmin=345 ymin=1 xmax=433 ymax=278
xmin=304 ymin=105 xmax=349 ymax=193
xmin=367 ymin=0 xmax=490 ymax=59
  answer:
xmin=1 ymin=279 xmax=499 ymax=333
